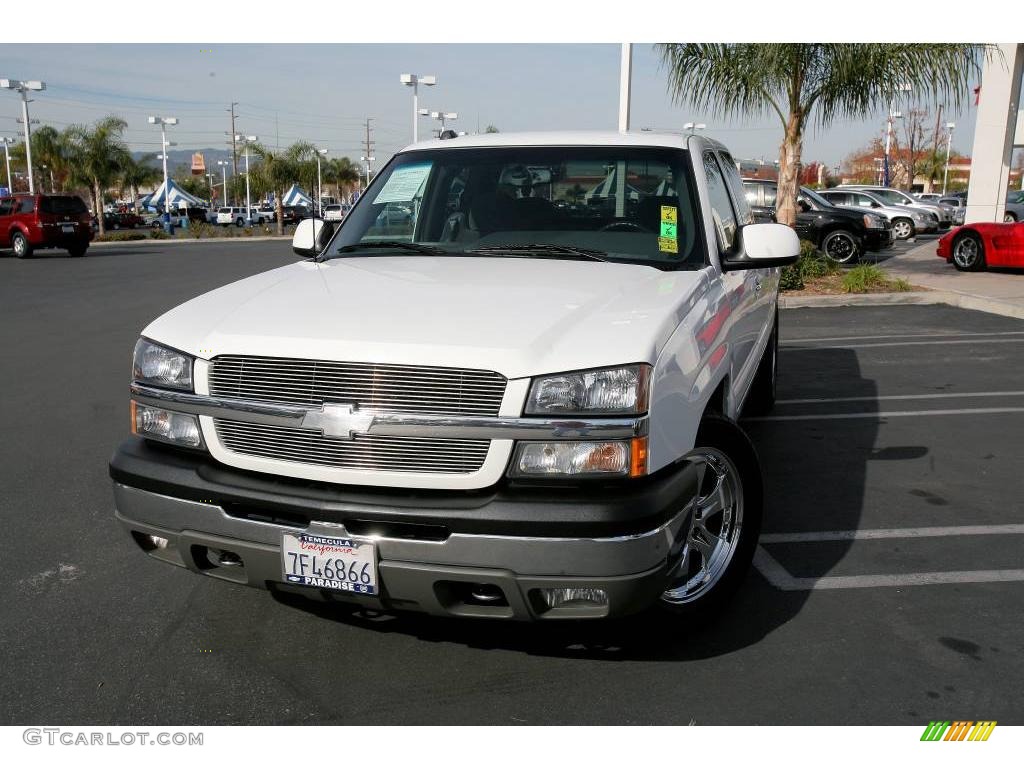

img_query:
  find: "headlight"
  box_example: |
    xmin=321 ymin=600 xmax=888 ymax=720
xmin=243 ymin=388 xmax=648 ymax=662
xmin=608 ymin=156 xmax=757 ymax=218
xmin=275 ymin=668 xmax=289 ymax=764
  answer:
xmin=131 ymin=402 xmax=204 ymax=449
xmin=132 ymin=338 xmax=194 ymax=391
xmin=862 ymin=214 xmax=884 ymax=229
xmin=510 ymin=438 xmax=648 ymax=478
xmin=525 ymin=364 xmax=651 ymax=415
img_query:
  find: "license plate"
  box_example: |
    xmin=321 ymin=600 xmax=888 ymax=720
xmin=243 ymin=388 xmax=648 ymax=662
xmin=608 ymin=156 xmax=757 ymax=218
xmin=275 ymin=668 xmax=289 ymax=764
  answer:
xmin=61 ymin=224 xmax=74 ymax=233
xmin=281 ymin=532 xmax=378 ymax=595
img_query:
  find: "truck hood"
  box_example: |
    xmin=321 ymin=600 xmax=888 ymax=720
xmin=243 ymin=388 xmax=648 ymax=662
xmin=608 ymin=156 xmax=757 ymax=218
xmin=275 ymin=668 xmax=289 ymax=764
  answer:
xmin=143 ymin=256 xmax=710 ymax=379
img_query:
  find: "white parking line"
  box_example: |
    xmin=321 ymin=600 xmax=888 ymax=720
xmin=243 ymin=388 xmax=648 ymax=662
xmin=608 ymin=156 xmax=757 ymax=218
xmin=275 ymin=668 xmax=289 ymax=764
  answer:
xmin=754 ymin=548 xmax=1024 ymax=590
xmin=746 ymin=406 xmax=1024 ymax=422
xmin=754 ymin=523 xmax=1024 ymax=590
xmin=761 ymin=523 xmax=1024 ymax=543
xmin=776 ymin=390 xmax=1024 ymax=405
xmin=783 ymin=330 xmax=1024 ymax=344
xmin=783 ymin=338 xmax=1024 ymax=350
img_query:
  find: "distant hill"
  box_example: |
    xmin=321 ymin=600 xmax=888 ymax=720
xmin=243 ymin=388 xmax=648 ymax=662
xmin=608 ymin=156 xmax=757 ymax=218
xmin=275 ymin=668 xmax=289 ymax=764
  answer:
xmin=132 ymin=147 xmax=235 ymax=173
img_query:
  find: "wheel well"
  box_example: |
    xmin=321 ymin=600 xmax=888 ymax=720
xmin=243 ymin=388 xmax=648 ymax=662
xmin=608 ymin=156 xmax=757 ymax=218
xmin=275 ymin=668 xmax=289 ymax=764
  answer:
xmin=819 ymin=225 xmax=857 ymax=243
xmin=703 ymin=377 xmax=729 ymax=419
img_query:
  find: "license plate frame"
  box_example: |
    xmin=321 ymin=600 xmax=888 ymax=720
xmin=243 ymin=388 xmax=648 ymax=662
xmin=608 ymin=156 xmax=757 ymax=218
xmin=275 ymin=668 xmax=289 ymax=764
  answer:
xmin=61 ymin=224 xmax=75 ymax=233
xmin=280 ymin=531 xmax=378 ymax=595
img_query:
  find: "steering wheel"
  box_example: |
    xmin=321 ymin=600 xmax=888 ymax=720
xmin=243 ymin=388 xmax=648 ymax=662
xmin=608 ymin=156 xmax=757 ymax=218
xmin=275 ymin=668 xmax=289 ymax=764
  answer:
xmin=599 ymin=219 xmax=649 ymax=233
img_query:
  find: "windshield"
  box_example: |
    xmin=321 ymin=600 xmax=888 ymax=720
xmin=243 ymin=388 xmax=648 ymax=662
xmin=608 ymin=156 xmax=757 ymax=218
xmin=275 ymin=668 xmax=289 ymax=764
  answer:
xmin=325 ymin=146 xmax=704 ymax=269
xmin=870 ymin=189 xmax=912 ymax=206
xmin=799 ymin=187 xmax=834 ymax=209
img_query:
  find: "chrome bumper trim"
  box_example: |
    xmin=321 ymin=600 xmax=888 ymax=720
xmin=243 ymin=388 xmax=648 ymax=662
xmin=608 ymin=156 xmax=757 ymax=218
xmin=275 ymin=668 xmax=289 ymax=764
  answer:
xmin=130 ymin=383 xmax=648 ymax=440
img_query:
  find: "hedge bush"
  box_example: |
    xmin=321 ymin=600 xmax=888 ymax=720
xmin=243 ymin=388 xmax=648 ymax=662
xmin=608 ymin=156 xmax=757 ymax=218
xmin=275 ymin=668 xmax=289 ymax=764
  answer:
xmin=779 ymin=240 xmax=839 ymax=290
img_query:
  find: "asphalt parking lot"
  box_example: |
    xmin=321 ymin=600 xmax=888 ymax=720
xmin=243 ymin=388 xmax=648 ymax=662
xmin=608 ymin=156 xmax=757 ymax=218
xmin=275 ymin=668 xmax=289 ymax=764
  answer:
xmin=1 ymin=239 xmax=1022 ymax=725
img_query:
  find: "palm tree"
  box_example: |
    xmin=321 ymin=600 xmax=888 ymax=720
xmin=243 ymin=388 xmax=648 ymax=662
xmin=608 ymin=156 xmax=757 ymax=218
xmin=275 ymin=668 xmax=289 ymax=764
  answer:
xmin=63 ymin=116 xmax=130 ymax=236
xmin=249 ymin=141 xmax=315 ymax=235
xmin=323 ymin=156 xmax=361 ymax=201
xmin=121 ymin=154 xmax=162 ymax=213
xmin=657 ymin=44 xmax=983 ymax=226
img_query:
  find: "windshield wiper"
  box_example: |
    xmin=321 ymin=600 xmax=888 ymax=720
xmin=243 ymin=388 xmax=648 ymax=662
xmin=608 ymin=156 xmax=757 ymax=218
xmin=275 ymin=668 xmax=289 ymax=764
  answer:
xmin=464 ymin=243 xmax=612 ymax=263
xmin=327 ymin=241 xmax=451 ymax=259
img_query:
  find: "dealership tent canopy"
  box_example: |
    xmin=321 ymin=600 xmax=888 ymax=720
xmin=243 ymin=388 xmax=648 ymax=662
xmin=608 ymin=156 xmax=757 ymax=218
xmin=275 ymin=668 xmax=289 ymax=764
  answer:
xmin=144 ymin=179 xmax=207 ymax=210
xmin=585 ymin=167 xmax=641 ymax=202
xmin=282 ymin=183 xmax=313 ymax=207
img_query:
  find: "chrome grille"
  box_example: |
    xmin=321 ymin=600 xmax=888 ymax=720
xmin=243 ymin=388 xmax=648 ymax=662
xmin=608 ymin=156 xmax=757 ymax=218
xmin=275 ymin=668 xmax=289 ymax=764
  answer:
xmin=208 ymin=356 xmax=507 ymax=416
xmin=214 ymin=419 xmax=490 ymax=474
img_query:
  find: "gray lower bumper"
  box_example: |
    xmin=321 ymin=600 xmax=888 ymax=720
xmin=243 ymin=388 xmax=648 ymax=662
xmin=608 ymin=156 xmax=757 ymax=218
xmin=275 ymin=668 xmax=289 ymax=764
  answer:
xmin=113 ymin=483 xmax=687 ymax=620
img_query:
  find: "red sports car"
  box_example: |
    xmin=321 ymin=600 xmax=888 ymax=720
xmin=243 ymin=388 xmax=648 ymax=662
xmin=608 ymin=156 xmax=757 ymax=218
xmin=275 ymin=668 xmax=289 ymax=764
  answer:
xmin=937 ymin=222 xmax=1024 ymax=271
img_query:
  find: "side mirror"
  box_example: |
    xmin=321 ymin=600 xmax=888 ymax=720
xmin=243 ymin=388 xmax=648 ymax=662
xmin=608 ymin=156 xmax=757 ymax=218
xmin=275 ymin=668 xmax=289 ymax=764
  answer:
xmin=292 ymin=218 xmax=334 ymax=257
xmin=721 ymin=223 xmax=800 ymax=270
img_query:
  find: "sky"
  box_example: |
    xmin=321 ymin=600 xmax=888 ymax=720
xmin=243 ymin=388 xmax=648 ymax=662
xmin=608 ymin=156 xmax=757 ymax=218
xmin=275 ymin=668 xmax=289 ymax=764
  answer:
xmin=0 ymin=44 xmax=982 ymax=171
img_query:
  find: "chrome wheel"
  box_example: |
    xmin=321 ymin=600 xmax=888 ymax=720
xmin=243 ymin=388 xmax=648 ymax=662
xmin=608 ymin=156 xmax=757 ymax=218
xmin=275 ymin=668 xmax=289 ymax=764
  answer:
xmin=893 ymin=219 xmax=914 ymax=239
xmin=661 ymin=448 xmax=744 ymax=605
xmin=822 ymin=231 xmax=857 ymax=263
xmin=12 ymin=233 xmax=28 ymax=258
xmin=952 ymin=235 xmax=980 ymax=270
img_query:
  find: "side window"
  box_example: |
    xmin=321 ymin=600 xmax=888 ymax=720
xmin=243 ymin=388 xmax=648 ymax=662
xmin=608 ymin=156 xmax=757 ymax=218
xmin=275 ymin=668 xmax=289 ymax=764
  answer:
xmin=702 ymin=151 xmax=738 ymax=253
xmin=0 ymin=198 xmax=14 ymax=216
xmin=854 ymin=194 xmax=874 ymax=208
xmin=18 ymin=197 xmax=35 ymax=214
xmin=717 ymin=151 xmax=754 ymax=225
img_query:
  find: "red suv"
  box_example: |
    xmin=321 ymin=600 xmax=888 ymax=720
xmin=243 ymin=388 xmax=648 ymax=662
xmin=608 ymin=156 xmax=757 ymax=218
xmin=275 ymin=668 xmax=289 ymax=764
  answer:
xmin=1 ymin=193 xmax=93 ymax=258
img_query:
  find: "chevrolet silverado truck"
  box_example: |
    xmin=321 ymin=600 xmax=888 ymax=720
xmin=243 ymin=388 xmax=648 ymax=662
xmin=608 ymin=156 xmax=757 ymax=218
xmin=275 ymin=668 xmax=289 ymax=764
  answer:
xmin=110 ymin=132 xmax=798 ymax=621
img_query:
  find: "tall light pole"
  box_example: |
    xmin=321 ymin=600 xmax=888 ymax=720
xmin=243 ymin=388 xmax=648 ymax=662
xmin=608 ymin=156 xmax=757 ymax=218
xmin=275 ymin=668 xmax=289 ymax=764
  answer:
xmin=942 ymin=122 xmax=956 ymax=195
xmin=217 ymin=160 xmax=230 ymax=207
xmin=205 ymin=171 xmax=216 ymax=206
xmin=883 ymin=84 xmax=912 ymax=187
xmin=618 ymin=43 xmax=633 ymax=132
xmin=314 ymin=148 xmax=328 ymax=213
xmin=235 ymin=134 xmax=257 ymax=225
xmin=1 ymin=136 xmax=15 ymax=193
xmin=400 ymin=74 xmax=436 ymax=143
xmin=360 ymin=155 xmax=375 ymax=186
xmin=1 ymin=79 xmax=45 ymax=194
xmin=148 ymin=116 xmax=178 ymax=230
xmin=430 ymin=111 xmax=458 ymax=137
xmin=683 ymin=122 xmax=706 ymax=136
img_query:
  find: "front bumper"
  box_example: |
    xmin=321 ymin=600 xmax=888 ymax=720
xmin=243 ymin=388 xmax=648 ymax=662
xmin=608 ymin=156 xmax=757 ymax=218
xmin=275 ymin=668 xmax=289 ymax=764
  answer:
xmin=864 ymin=228 xmax=895 ymax=251
xmin=110 ymin=438 xmax=697 ymax=620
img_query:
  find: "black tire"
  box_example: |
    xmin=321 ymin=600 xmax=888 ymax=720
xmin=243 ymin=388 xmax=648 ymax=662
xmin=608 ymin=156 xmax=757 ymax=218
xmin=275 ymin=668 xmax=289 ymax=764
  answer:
xmin=743 ymin=309 xmax=778 ymax=417
xmin=821 ymin=229 xmax=860 ymax=264
xmin=891 ymin=217 xmax=915 ymax=240
xmin=235 ymin=218 xmax=244 ymax=227
xmin=67 ymin=244 xmax=88 ymax=257
xmin=656 ymin=414 xmax=764 ymax=620
xmin=1003 ymin=212 xmax=1017 ymax=223
xmin=11 ymin=231 xmax=32 ymax=259
xmin=952 ymin=230 xmax=986 ymax=272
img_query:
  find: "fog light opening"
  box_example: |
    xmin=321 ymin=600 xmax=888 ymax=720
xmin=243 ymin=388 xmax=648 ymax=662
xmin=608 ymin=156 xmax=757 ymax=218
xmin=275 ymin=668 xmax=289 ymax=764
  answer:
xmin=148 ymin=534 xmax=170 ymax=550
xmin=469 ymin=583 xmax=506 ymax=604
xmin=539 ymin=587 xmax=609 ymax=610
xmin=213 ymin=549 xmax=244 ymax=568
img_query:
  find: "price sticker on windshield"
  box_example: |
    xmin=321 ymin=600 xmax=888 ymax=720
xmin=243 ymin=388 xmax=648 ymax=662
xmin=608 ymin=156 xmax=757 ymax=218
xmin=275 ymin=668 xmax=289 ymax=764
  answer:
xmin=660 ymin=206 xmax=678 ymax=223
xmin=658 ymin=237 xmax=678 ymax=254
xmin=660 ymin=221 xmax=677 ymax=238
xmin=374 ymin=162 xmax=432 ymax=204
xmin=659 ymin=206 xmax=679 ymax=252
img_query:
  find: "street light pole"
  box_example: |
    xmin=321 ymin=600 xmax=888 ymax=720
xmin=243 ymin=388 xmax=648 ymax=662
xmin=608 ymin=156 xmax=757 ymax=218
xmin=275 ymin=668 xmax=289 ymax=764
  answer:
xmin=148 ymin=116 xmax=178 ymax=231
xmin=942 ymin=122 xmax=955 ymax=195
xmin=618 ymin=43 xmax=633 ymax=132
xmin=883 ymin=84 xmax=912 ymax=187
xmin=1 ymin=79 xmax=46 ymax=194
xmin=218 ymin=161 xmax=229 ymax=207
xmin=360 ymin=155 xmax=375 ymax=186
xmin=430 ymin=111 xmax=458 ymax=136
xmin=683 ymin=122 xmax=706 ymax=136
xmin=1 ymin=137 xmax=14 ymax=193
xmin=315 ymin=148 xmax=327 ymax=214
xmin=235 ymin=134 xmax=257 ymax=225
xmin=400 ymin=74 xmax=437 ymax=143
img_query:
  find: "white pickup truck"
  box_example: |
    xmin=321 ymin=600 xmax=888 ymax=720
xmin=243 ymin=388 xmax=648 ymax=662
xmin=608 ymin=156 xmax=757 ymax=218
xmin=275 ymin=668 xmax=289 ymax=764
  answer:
xmin=111 ymin=131 xmax=798 ymax=621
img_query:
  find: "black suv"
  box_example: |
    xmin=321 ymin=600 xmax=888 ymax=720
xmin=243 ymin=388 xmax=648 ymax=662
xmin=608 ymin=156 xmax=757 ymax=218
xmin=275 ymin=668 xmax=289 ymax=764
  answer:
xmin=742 ymin=179 xmax=894 ymax=263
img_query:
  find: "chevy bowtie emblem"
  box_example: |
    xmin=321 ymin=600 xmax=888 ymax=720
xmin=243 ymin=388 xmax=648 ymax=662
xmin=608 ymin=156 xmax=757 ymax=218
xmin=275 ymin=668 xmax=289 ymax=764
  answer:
xmin=301 ymin=403 xmax=374 ymax=440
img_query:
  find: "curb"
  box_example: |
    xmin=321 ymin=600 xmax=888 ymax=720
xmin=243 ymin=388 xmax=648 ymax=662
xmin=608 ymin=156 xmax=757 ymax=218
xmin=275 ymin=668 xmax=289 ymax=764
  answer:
xmin=90 ymin=235 xmax=291 ymax=247
xmin=781 ymin=290 xmax=1024 ymax=320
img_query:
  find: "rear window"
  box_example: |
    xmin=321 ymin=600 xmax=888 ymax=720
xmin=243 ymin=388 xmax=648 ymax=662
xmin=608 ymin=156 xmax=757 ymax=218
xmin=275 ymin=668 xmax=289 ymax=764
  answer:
xmin=219 ymin=207 xmax=232 ymax=213
xmin=40 ymin=196 xmax=87 ymax=215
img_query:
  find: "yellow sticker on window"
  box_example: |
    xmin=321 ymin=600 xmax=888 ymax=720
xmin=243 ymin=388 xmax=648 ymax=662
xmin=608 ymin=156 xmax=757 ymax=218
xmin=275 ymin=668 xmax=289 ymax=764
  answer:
xmin=658 ymin=236 xmax=678 ymax=254
xmin=660 ymin=206 xmax=678 ymax=223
